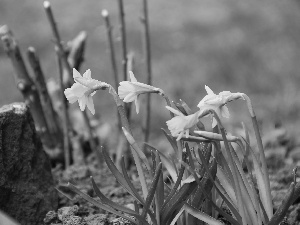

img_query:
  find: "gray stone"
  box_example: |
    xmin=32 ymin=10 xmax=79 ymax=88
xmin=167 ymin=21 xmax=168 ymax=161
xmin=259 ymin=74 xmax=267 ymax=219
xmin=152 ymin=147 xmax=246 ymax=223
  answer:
xmin=0 ymin=103 xmax=58 ymax=225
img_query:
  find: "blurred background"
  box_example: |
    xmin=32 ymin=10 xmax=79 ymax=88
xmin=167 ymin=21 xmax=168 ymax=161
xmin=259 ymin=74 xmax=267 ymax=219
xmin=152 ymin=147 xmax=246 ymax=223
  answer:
xmin=1 ymin=0 xmax=300 ymax=140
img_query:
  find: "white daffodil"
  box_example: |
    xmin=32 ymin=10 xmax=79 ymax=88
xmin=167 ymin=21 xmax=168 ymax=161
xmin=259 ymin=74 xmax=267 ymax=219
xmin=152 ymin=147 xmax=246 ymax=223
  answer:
xmin=118 ymin=71 xmax=161 ymax=114
xmin=166 ymin=106 xmax=199 ymax=141
xmin=197 ymin=86 xmax=245 ymax=127
xmin=64 ymin=68 xmax=108 ymax=115
xmin=197 ymin=85 xmax=230 ymax=127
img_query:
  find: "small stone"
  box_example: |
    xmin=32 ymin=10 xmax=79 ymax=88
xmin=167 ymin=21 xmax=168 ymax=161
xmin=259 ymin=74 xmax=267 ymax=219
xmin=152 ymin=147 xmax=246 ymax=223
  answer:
xmin=58 ymin=205 xmax=79 ymax=221
xmin=44 ymin=211 xmax=58 ymax=224
xmin=84 ymin=214 xmax=109 ymax=225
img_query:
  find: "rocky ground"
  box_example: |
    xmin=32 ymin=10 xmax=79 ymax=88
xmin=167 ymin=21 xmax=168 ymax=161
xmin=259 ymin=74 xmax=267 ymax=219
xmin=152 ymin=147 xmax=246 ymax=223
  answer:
xmin=43 ymin=124 xmax=300 ymax=225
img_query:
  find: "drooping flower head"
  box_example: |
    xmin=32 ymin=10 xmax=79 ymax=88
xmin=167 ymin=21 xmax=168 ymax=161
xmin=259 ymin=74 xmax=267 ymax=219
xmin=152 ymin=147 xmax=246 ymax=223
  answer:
xmin=118 ymin=71 xmax=161 ymax=114
xmin=197 ymin=86 xmax=245 ymax=127
xmin=64 ymin=68 xmax=109 ymax=115
xmin=166 ymin=106 xmax=200 ymax=141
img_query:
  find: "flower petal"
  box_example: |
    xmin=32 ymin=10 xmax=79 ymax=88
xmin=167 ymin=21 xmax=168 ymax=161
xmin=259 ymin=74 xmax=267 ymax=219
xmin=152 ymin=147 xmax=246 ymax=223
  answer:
xmin=212 ymin=117 xmax=218 ymax=128
xmin=166 ymin=106 xmax=184 ymax=117
xmin=205 ymin=85 xmax=215 ymax=95
xmin=78 ymin=96 xmax=87 ymax=111
xmin=166 ymin=116 xmax=185 ymax=136
xmin=129 ymin=71 xmax=137 ymax=82
xmin=83 ymin=69 xmax=91 ymax=79
xmin=118 ymin=81 xmax=134 ymax=99
xmin=64 ymin=88 xmax=78 ymax=103
xmin=176 ymin=132 xmax=184 ymax=141
xmin=86 ymin=96 xmax=95 ymax=115
xmin=73 ymin=68 xmax=82 ymax=80
xmin=135 ymin=96 xmax=140 ymax=114
xmin=124 ymin=92 xmax=137 ymax=103
xmin=71 ymin=83 xmax=88 ymax=98
xmin=221 ymin=105 xmax=230 ymax=118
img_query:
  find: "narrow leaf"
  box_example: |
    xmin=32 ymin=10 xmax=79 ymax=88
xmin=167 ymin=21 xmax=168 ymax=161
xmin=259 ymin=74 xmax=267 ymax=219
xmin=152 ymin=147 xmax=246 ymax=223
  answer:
xmin=146 ymin=143 xmax=178 ymax=183
xmin=67 ymin=183 xmax=139 ymax=225
xmin=122 ymin=127 xmax=151 ymax=172
xmin=161 ymin=128 xmax=178 ymax=154
xmin=141 ymin=163 xmax=163 ymax=219
xmin=184 ymin=204 xmax=224 ymax=225
xmin=91 ymin=177 xmax=141 ymax=218
xmin=101 ymin=147 xmax=142 ymax=203
xmin=268 ymin=182 xmax=295 ymax=225
xmin=120 ymin=157 xmax=145 ymax=205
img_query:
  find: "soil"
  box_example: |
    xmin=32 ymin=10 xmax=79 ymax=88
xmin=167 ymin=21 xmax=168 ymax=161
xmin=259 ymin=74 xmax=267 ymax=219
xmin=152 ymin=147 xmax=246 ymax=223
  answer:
xmin=45 ymin=125 xmax=300 ymax=225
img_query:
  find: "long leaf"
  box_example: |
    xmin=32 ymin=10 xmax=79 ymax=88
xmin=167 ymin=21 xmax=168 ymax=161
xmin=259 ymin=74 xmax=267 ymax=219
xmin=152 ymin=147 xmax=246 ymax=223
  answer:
xmin=120 ymin=157 xmax=145 ymax=205
xmin=268 ymin=182 xmax=295 ymax=225
xmin=247 ymin=140 xmax=272 ymax=221
xmin=230 ymin=144 xmax=263 ymax=225
xmin=161 ymin=128 xmax=178 ymax=154
xmin=122 ymin=127 xmax=151 ymax=172
xmin=101 ymin=147 xmax=142 ymax=203
xmin=197 ymin=147 xmax=240 ymax=221
xmin=141 ymin=163 xmax=162 ymax=220
xmin=66 ymin=183 xmax=139 ymax=225
xmin=146 ymin=143 xmax=178 ymax=183
xmin=161 ymin=181 xmax=198 ymax=224
xmin=180 ymin=159 xmax=240 ymax=225
xmin=162 ymin=151 xmax=187 ymax=210
xmin=184 ymin=204 xmax=224 ymax=225
xmin=155 ymin=151 xmax=164 ymax=211
xmin=169 ymin=208 xmax=184 ymax=225
xmin=90 ymin=177 xmax=142 ymax=219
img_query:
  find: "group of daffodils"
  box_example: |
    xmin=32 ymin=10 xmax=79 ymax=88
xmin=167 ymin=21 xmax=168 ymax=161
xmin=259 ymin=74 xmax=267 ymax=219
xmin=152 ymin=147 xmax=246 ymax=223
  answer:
xmin=65 ymin=69 xmax=245 ymax=141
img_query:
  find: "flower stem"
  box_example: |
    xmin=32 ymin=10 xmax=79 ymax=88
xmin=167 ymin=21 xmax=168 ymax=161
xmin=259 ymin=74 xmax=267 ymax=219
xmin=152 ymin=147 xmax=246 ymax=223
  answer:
xmin=117 ymin=0 xmax=128 ymax=81
xmin=102 ymin=10 xmax=121 ymax=131
xmin=243 ymin=94 xmax=273 ymax=219
xmin=56 ymin=50 xmax=70 ymax=168
xmin=159 ymin=91 xmax=174 ymax=117
xmin=211 ymin=110 xmax=246 ymax=225
xmin=107 ymin=85 xmax=148 ymax=199
xmin=27 ymin=47 xmax=62 ymax=145
xmin=141 ymin=0 xmax=153 ymax=147
xmin=43 ymin=1 xmax=72 ymax=87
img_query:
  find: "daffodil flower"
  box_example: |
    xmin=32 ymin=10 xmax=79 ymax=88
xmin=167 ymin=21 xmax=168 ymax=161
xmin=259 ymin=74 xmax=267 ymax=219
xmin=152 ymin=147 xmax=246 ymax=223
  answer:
xmin=64 ymin=68 xmax=109 ymax=115
xmin=165 ymin=106 xmax=200 ymax=141
xmin=197 ymin=85 xmax=229 ymax=127
xmin=197 ymin=86 xmax=245 ymax=127
xmin=118 ymin=71 xmax=161 ymax=114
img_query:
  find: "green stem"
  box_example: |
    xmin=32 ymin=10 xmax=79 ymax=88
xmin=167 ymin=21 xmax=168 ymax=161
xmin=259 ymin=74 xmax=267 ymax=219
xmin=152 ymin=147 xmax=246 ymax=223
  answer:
xmin=107 ymin=85 xmax=148 ymax=200
xmin=243 ymin=94 xmax=273 ymax=219
xmin=141 ymin=0 xmax=153 ymax=147
xmin=102 ymin=10 xmax=121 ymax=131
xmin=159 ymin=91 xmax=174 ymax=117
xmin=211 ymin=110 xmax=246 ymax=225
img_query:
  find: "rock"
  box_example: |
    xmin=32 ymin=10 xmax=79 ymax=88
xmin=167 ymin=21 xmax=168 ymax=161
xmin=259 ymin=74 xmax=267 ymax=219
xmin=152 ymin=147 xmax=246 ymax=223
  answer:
xmin=0 ymin=103 xmax=58 ymax=225
xmin=84 ymin=214 xmax=109 ymax=225
xmin=44 ymin=211 xmax=59 ymax=225
xmin=57 ymin=205 xmax=79 ymax=221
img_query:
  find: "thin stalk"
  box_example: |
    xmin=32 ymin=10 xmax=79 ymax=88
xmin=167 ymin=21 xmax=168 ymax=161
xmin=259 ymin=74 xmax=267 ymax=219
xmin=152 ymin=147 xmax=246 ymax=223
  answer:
xmin=44 ymin=1 xmax=102 ymax=165
xmin=141 ymin=0 xmax=153 ymax=145
xmin=107 ymin=85 xmax=148 ymax=200
xmin=158 ymin=91 xmax=174 ymax=117
xmin=27 ymin=47 xmax=62 ymax=145
xmin=43 ymin=1 xmax=72 ymax=87
xmin=0 ymin=25 xmax=53 ymax=148
xmin=211 ymin=110 xmax=246 ymax=225
xmin=102 ymin=9 xmax=121 ymax=130
xmin=117 ymin=0 xmax=128 ymax=81
xmin=56 ymin=48 xmax=70 ymax=168
xmin=243 ymin=94 xmax=273 ymax=219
